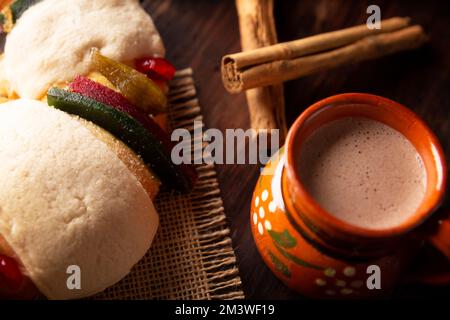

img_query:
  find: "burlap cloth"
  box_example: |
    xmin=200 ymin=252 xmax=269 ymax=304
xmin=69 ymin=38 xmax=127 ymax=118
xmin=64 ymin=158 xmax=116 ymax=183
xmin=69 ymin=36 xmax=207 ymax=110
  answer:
xmin=93 ymin=69 xmax=244 ymax=300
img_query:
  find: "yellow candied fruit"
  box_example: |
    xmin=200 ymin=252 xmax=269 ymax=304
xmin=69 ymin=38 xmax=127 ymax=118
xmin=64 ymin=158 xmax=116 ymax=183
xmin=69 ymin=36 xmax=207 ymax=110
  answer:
xmin=39 ymin=82 xmax=69 ymax=102
xmin=87 ymin=71 xmax=118 ymax=91
xmin=91 ymin=49 xmax=167 ymax=114
xmin=1 ymin=6 xmax=14 ymax=33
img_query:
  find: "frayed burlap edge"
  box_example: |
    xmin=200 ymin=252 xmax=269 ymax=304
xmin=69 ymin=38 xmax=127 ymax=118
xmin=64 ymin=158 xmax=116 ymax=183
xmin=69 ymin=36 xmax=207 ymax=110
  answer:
xmin=93 ymin=69 xmax=244 ymax=300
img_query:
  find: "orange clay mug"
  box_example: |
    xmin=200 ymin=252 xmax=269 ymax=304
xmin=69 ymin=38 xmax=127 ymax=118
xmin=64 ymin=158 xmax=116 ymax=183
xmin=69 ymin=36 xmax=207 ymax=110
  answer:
xmin=251 ymin=93 xmax=449 ymax=299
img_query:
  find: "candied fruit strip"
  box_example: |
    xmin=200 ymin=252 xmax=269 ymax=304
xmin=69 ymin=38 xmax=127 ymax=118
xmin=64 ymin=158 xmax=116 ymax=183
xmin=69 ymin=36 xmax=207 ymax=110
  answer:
xmin=91 ymin=49 xmax=167 ymax=115
xmin=47 ymin=87 xmax=197 ymax=192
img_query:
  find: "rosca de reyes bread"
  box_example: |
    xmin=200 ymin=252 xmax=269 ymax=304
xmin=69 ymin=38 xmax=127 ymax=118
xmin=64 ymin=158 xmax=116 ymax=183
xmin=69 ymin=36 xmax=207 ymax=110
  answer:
xmin=0 ymin=99 xmax=160 ymax=299
xmin=0 ymin=0 xmax=197 ymax=299
xmin=1 ymin=0 xmax=165 ymax=99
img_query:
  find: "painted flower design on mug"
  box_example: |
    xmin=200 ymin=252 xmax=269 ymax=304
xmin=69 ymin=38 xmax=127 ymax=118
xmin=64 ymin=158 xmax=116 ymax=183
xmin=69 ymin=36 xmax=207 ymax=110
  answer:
xmin=315 ymin=266 xmax=364 ymax=296
xmin=251 ymin=151 xmax=368 ymax=298
xmin=252 ymin=189 xmax=275 ymax=236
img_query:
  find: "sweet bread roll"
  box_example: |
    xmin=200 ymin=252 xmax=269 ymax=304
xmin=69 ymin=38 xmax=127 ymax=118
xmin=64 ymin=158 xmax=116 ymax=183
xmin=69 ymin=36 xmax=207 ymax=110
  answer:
xmin=2 ymin=0 xmax=165 ymax=98
xmin=0 ymin=0 xmax=197 ymax=300
xmin=0 ymin=99 xmax=159 ymax=299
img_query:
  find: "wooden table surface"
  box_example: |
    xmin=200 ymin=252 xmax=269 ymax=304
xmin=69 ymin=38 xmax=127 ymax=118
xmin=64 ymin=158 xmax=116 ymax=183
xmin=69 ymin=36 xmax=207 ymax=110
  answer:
xmin=143 ymin=0 xmax=450 ymax=299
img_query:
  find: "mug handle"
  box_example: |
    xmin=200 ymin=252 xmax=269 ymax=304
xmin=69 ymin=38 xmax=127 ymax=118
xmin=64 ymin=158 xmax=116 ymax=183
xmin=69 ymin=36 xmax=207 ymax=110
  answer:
xmin=405 ymin=207 xmax=450 ymax=285
xmin=429 ymin=209 xmax=450 ymax=260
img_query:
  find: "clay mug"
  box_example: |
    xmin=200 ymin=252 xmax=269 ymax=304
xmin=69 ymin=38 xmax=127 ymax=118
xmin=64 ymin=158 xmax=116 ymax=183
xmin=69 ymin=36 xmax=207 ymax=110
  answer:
xmin=251 ymin=93 xmax=449 ymax=298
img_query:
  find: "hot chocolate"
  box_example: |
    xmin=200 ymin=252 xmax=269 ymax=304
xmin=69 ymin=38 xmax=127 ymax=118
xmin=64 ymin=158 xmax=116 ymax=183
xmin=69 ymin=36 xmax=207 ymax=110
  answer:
xmin=297 ymin=117 xmax=426 ymax=230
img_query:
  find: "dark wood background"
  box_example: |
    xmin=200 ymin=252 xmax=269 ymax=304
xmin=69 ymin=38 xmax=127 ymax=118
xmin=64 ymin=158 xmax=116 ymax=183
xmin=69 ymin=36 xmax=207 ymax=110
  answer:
xmin=142 ymin=0 xmax=449 ymax=299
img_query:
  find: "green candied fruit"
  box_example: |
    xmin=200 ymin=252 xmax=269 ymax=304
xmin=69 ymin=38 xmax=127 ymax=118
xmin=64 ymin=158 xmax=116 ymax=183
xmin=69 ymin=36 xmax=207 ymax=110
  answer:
xmin=46 ymin=87 xmax=195 ymax=193
xmin=11 ymin=0 xmax=41 ymax=22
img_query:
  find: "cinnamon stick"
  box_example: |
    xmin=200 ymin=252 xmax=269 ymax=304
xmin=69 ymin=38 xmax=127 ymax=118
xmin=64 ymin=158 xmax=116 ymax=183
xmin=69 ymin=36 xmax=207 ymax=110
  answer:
xmin=235 ymin=0 xmax=287 ymax=143
xmin=222 ymin=18 xmax=427 ymax=94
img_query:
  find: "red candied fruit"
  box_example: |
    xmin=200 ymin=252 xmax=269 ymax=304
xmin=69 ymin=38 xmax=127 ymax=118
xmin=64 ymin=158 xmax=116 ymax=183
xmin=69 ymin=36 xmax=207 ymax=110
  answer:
xmin=0 ymin=254 xmax=24 ymax=292
xmin=135 ymin=57 xmax=176 ymax=82
xmin=69 ymin=75 xmax=170 ymax=144
xmin=69 ymin=76 xmax=198 ymax=189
